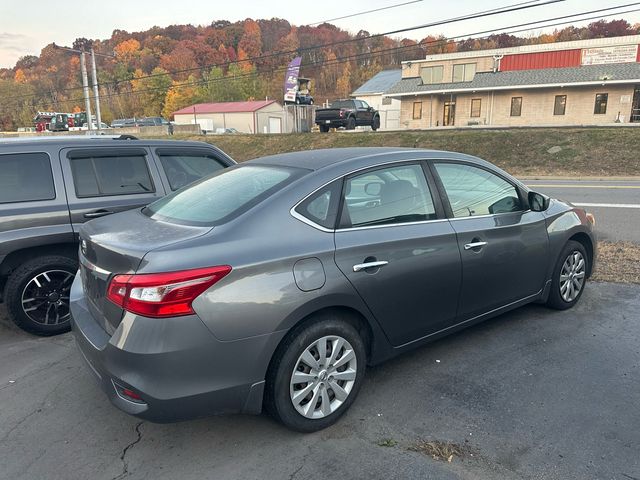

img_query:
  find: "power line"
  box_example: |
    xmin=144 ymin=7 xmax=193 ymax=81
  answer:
xmin=10 ymin=0 xmax=568 ymax=103
xmin=306 ymin=0 xmax=426 ymax=26
xmin=19 ymin=5 xmax=640 ymax=112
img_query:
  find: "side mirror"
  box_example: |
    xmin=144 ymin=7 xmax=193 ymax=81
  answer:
xmin=528 ymin=191 xmax=550 ymax=212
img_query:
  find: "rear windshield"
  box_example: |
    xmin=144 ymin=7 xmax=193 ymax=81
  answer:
xmin=143 ymin=164 xmax=304 ymax=226
xmin=330 ymin=100 xmax=354 ymax=109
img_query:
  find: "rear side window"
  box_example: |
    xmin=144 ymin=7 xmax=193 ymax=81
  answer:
xmin=295 ymin=180 xmax=342 ymax=229
xmin=69 ymin=153 xmax=154 ymax=197
xmin=144 ymin=165 xmax=304 ymax=226
xmin=0 ymin=152 xmax=55 ymax=203
xmin=158 ymin=151 xmax=226 ymax=191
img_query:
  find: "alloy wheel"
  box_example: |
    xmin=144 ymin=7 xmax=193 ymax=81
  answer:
xmin=21 ymin=270 xmax=74 ymax=325
xmin=559 ymin=251 xmax=586 ymax=303
xmin=289 ymin=335 xmax=358 ymax=419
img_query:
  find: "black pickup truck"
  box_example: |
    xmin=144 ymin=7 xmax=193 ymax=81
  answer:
xmin=315 ymin=99 xmax=381 ymax=132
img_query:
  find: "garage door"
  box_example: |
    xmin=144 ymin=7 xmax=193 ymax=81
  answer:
xmin=268 ymin=117 xmax=282 ymax=134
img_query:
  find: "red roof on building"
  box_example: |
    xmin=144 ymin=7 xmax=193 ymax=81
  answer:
xmin=172 ymin=100 xmax=277 ymax=116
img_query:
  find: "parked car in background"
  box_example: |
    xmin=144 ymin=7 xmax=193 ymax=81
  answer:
xmin=0 ymin=135 xmax=234 ymax=336
xmin=70 ymin=147 xmax=596 ymax=432
xmin=294 ymin=91 xmax=314 ymax=105
xmin=80 ymin=122 xmax=110 ymax=130
xmin=110 ymin=119 xmax=130 ymax=128
xmin=315 ymin=99 xmax=380 ymax=132
xmin=139 ymin=117 xmax=170 ymax=127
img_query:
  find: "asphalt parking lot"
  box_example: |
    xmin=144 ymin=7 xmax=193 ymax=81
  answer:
xmin=1 ymin=281 xmax=638 ymax=480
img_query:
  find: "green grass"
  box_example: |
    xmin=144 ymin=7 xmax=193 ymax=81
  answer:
xmin=163 ymin=127 xmax=640 ymax=177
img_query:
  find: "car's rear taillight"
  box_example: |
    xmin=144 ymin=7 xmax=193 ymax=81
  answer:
xmin=106 ymin=266 xmax=231 ymax=318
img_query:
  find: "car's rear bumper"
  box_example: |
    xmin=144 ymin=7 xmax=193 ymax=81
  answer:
xmin=69 ymin=275 xmax=274 ymax=422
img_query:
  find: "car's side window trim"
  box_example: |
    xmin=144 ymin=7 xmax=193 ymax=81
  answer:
xmin=290 ymin=157 xmax=452 ymax=232
xmin=428 ymin=159 xmax=529 ymax=219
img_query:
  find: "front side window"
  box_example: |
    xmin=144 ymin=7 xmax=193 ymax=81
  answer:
xmin=420 ymin=66 xmax=444 ymax=85
xmin=69 ymin=154 xmax=154 ymax=197
xmin=340 ymin=164 xmax=436 ymax=228
xmin=0 ymin=152 xmax=55 ymax=203
xmin=594 ymin=93 xmax=608 ymax=115
xmin=434 ymin=163 xmax=522 ymax=218
xmin=470 ymin=98 xmax=481 ymax=118
xmin=158 ymin=152 xmax=226 ymax=191
xmin=413 ymin=102 xmax=423 ymax=119
xmin=144 ymin=165 xmax=304 ymax=226
xmin=554 ymin=95 xmax=567 ymax=116
xmin=510 ymin=97 xmax=522 ymax=117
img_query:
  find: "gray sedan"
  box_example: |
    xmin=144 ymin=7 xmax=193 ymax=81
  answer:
xmin=70 ymin=148 xmax=596 ymax=432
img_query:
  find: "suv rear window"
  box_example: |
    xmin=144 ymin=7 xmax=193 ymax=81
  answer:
xmin=0 ymin=152 xmax=55 ymax=203
xmin=143 ymin=165 xmax=303 ymax=226
xmin=69 ymin=152 xmax=154 ymax=197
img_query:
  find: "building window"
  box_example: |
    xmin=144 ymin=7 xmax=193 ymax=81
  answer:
xmin=470 ymin=99 xmax=481 ymax=117
xmin=594 ymin=93 xmax=608 ymax=114
xmin=413 ymin=102 xmax=423 ymax=120
xmin=554 ymin=95 xmax=567 ymax=116
xmin=382 ymin=97 xmax=392 ymax=106
xmin=452 ymin=63 xmax=476 ymax=82
xmin=510 ymin=97 xmax=522 ymax=117
xmin=420 ymin=66 xmax=443 ymax=85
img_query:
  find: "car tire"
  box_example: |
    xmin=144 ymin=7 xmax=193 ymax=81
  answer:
xmin=371 ymin=116 xmax=380 ymax=131
xmin=319 ymin=125 xmax=330 ymax=133
xmin=346 ymin=117 xmax=356 ymax=130
xmin=5 ymin=255 xmax=78 ymax=336
xmin=265 ymin=314 xmax=366 ymax=432
xmin=546 ymin=240 xmax=589 ymax=310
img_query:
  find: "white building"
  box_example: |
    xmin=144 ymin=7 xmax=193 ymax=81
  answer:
xmin=351 ymin=70 xmax=402 ymax=130
xmin=172 ymin=100 xmax=290 ymax=134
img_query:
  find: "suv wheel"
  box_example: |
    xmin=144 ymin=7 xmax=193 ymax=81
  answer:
xmin=319 ymin=125 xmax=330 ymax=133
xmin=265 ymin=315 xmax=366 ymax=432
xmin=346 ymin=117 xmax=356 ymax=130
xmin=5 ymin=255 xmax=78 ymax=336
xmin=371 ymin=116 xmax=380 ymax=131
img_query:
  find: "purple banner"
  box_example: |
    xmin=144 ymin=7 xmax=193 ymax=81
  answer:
xmin=284 ymin=56 xmax=302 ymax=103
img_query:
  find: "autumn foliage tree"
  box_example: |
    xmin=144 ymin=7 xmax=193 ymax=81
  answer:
xmin=1 ymin=17 xmax=638 ymax=129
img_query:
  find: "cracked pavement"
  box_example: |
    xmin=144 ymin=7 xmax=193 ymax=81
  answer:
xmin=1 ymin=282 xmax=639 ymax=480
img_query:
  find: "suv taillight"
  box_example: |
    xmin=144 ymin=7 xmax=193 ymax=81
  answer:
xmin=106 ymin=266 xmax=231 ymax=318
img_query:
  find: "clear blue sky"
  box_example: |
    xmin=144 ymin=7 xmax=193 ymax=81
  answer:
xmin=1 ymin=0 xmax=639 ymax=68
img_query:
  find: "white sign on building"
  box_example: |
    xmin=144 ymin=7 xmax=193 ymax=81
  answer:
xmin=581 ymin=45 xmax=638 ymax=65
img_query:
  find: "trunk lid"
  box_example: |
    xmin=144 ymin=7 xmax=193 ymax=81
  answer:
xmin=78 ymin=208 xmax=212 ymax=334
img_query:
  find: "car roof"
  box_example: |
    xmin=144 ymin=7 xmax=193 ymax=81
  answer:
xmin=0 ymin=135 xmax=220 ymax=150
xmin=250 ymin=147 xmax=483 ymax=171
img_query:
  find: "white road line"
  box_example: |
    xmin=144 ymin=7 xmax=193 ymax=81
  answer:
xmin=575 ymin=203 xmax=640 ymax=209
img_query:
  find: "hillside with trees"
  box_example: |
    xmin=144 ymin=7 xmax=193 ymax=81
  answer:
xmin=0 ymin=18 xmax=638 ymax=130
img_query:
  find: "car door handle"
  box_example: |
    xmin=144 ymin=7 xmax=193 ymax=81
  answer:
xmin=353 ymin=261 xmax=389 ymax=272
xmin=464 ymin=241 xmax=488 ymax=250
xmin=84 ymin=209 xmax=113 ymax=219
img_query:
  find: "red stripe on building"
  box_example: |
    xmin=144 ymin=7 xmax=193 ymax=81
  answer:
xmin=500 ymin=49 xmax=582 ymax=71
xmin=637 ymin=45 xmax=640 ymax=62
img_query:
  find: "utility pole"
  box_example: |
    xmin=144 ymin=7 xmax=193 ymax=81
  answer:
xmin=90 ymin=49 xmax=102 ymax=132
xmin=79 ymin=52 xmax=93 ymax=131
xmin=53 ymin=43 xmax=114 ymax=133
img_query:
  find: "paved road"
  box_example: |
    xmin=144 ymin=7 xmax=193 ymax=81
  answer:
xmin=524 ymin=179 xmax=640 ymax=243
xmin=1 ymin=282 xmax=639 ymax=480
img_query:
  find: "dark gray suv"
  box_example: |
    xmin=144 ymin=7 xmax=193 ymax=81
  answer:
xmin=0 ymin=135 xmax=234 ymax=335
